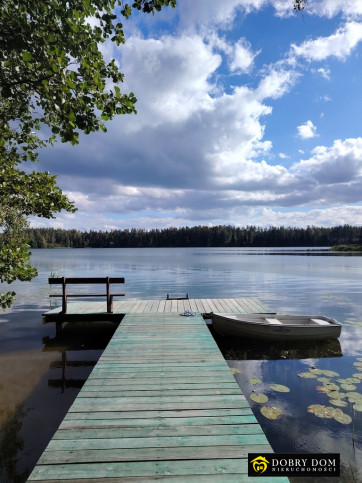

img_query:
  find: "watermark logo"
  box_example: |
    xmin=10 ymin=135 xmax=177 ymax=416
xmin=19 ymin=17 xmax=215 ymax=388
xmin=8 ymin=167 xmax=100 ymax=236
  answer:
xmin=248 ymin=453 xmax=340 ymax=477
xmin=250 ymin=456 xmax=270 ymax=474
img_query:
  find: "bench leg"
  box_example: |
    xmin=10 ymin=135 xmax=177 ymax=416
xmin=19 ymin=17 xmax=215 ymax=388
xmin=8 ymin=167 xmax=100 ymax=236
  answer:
xmin=107 ymin=295 xmax=113 ymax=313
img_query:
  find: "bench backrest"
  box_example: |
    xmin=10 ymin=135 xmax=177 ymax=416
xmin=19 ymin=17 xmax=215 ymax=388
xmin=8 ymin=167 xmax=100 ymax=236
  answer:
xmin=49 ymin=277 xmax=125 ymax=284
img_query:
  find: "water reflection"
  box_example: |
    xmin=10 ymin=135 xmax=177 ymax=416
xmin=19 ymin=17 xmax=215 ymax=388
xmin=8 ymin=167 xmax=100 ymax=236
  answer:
xmin=41 ymin=322 xmax=118 ymax=394
xmin=0 ymin=405 xmax=28 ymax=483
xmin=0 ymin=321 xmax=117 ymax=482
xmin=2 ymin=247 xmax=362 ymax=482
xmin=211 ymin=327 xmax=343 ymax=360
xmin=218 ymin=324 xmax=362 ymax=483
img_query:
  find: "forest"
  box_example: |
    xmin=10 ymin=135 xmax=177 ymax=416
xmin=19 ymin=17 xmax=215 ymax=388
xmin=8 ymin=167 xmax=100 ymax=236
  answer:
xmin=23 ymin=224 xmax=362 ymax=248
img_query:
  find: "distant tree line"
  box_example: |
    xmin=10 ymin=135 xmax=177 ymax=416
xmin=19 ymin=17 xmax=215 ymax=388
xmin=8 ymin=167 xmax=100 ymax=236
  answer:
xmin=22 ymin=224 xmax=362 ymax=248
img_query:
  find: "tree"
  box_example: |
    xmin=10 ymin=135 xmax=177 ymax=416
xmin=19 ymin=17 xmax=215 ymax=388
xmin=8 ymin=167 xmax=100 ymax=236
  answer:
xmin=294 ymin=0 xmax=306 ymax=11
xmin=0 ymin=0 xmax=176 ymax=309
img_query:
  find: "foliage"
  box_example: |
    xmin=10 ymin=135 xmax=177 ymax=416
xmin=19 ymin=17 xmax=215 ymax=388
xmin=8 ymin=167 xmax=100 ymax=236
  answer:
xmin=0 ymin=0 xmax=176 ymax=309
xmin=294 ymin=0 xmax=306 ymax=11
xmin=0 ymin=211 xmax=36 ymax=309
xmin=331 ymin=245 xmax=362 ymax=252
xmin=22 ymin=224 xmax=362 ymax=249
xmin=0 ymin=0 xmax=175 ymax=155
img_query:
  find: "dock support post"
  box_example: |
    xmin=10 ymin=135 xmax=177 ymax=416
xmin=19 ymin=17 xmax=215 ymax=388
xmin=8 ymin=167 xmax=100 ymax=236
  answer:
xmin=56 ymin=321 xmax=63 ymax=337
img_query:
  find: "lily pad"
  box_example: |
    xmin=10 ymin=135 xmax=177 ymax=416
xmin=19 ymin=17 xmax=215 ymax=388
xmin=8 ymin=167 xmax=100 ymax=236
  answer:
xmin=353 ymin=373 xmax=362 ymax=379
xmin=321 ymin=370 xmax=339 ymax=377
xmin=249 ymin=377 xmax=262 ymax=385
xmin=345 ymin=377 xmax=360 ymax=384
xmin=316 ymin=385 xmax=331 ymax=394
xmin=353 ymin=404 xmax=362 ymax=412
xmin=230 ymin=368 xmax=242 ymax=374
xmin=250 ymin=393 xmax=268 ymax=404
xmin=260 ymin=406 xmax=283 ymax=420
xmin=353 ymin=362 xmax=362 ymax=368
xmin=346 ymin=392 xmax=362 ymax=399
xmin=323 ymin=382 xmax=339 ymax=392
xmin=307 ymin=404 xmax=326 ymax=414
xmin=308 ymin=405 xmax=344 ymax=419
xmin=309 ymin=368 xmax=324 ymax=375
xmin=330 ymin=399 xmax=348 ymax=407
xmin=334 ymin=412 xmax=352 ymax=425
xmin=327 ymin=391 xmax=346 ymax=400
xmin=298 ymin=371 xmax=317 ymax=378
xmin=341 ymin=384 xmax=357 ymax=391
xmin=270 ymin=384 xmax=290 ymax=393
xmin=323 ymin=407 xmax=337 ymax=419
xmin=317 ymin=377 xmax=332 ymax=383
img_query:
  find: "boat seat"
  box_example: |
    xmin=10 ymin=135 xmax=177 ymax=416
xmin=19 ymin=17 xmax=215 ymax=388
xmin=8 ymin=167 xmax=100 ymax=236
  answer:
xmin=311 ymin=318 xmax=330 ymax=325
xmin=265 ymin=318 xmax=283 ymax=324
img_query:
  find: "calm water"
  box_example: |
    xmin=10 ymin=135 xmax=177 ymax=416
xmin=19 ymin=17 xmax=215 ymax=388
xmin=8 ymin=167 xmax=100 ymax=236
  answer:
xmin=1 ymin=247 xmax=362 ymax=482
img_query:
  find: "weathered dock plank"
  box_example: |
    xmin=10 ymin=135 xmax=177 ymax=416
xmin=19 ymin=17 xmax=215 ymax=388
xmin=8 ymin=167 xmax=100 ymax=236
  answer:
xmin=42 ymin=297 xmax=273 ymax=321
xmin=30 ymin=306 xmax=286 ymax=482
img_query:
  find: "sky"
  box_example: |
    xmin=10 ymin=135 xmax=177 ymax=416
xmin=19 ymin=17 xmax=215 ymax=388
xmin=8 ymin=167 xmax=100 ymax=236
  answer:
xmin=33 ymin=0 xmax=362 ymax=231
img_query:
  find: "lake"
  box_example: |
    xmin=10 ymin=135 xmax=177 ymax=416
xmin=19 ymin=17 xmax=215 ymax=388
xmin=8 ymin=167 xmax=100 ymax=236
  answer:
xmin=1 ymin=247 xmax=362 ymax=482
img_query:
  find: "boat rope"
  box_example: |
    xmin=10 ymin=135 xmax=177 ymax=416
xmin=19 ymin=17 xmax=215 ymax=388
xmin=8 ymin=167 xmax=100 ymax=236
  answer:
xmin=179 ymin=310 xmax=195 ymax=317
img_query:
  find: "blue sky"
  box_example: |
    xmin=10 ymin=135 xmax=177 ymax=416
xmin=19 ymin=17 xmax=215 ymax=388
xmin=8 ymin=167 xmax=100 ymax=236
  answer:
xmin=34 ymin=0 xmax=362 ymax=230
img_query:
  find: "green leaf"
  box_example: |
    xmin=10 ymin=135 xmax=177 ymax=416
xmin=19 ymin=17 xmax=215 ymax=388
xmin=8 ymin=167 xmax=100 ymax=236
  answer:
xmin=230 ymin=368 xmax=241 ymax=374
xmin=341 ymin=384 xmax=357 ymax=391
xmin=260 ymin=406 xmax=283 ymax=420
xmin=298 ymin=371 xmax=317 ymax=378
xmin=22 ymin=51 xmax=32 ymax=61
xmin=270 ymin=384 xmax=290 ymax=393
xmin=334 ymin=412 xmax=352 ymax=424
xmin=329 ymin=399 xmax=348 ymax=407
xmin=249 ymin=378 xmax=262 ymax=385
xmin=250 ymin=393 xmax=268 ymax=404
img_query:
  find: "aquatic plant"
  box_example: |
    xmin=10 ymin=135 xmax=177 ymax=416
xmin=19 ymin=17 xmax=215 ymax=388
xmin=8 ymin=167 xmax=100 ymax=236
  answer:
xmin=250 ymin=393 xmax=268 ymax=404
xmin=249 ymin=377 xmax=262 ymax=385
xmin=270 ymin=384 xmax=290 ymax=393
xmin=261 ymin=406 xmax=283 ymax=420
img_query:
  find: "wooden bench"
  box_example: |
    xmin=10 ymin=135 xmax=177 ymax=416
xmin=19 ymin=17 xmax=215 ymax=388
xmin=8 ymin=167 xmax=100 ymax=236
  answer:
xmin=49 ymin=277 xmax=125 ymax=314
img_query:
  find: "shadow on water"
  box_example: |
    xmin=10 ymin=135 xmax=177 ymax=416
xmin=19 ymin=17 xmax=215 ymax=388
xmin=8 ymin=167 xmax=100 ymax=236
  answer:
xmin=0 ymin=321 xmax=118 ymax=483
xmin=209 ymin=325 xmax=343 ymax=360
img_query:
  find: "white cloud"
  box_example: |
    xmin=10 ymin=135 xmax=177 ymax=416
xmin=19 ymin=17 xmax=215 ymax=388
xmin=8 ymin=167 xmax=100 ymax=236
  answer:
xmin=316 ymin=67 xmax=331 ymax=79
xmin=229 ymin=38 xmax=259 ymax=72
xmin=31 ymin=2 xmax=362 ymax=234
xmin=178 ymin=0 xmax=267 ymax=30
xmin=291 ymin=22 xmax=362 ymax=61
xmin=318 ymin=95 xmax=332 ymax=102
xmin=252 ymin=205 xmax=362 ymax=228
xmin=256 ymin=68 xmax=299 ymax=100
xmin=305 ymin=0 xmax=362 ymax=20
xmin=120 ymin=35 xmax=220 ymax=130
xmin=294 ymin=137 xmax=362 ymax=183
xmin=297 ymin=120 xmax=318 ymax=139
xmin=273 ymin=0 xmax=362 ymax=20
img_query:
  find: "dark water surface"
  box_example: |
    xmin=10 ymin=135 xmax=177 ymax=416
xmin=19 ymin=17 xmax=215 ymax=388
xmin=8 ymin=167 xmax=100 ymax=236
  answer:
xmin=1 ymin=247 xmax=362 ymax=482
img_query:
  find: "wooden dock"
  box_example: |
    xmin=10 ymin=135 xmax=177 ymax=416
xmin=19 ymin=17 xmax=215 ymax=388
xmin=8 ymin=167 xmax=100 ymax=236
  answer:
xmin=43 ymin=297 xmax=273 ymax=322
xmin=29 ymin=300 xmax=287 ymax=482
